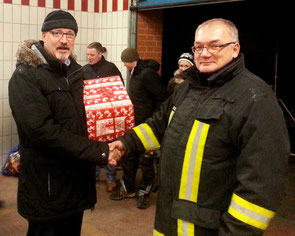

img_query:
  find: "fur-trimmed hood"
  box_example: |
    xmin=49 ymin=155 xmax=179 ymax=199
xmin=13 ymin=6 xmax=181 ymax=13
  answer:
xmin=16 ymin=40 xmax=46 ymax=68
xmin=16 ymin=40 xmax=77 ymax=68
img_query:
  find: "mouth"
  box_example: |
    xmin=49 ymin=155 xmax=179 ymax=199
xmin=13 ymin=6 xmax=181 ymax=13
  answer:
xmin=200 ymin=61 xmax=213 ymax=65
xmin=56 ymin=47 xmax=70 ymax=53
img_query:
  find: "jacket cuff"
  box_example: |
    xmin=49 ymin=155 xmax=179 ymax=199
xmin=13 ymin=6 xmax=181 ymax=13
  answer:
xmin=97 ymin=141 xmax=109 ymax=165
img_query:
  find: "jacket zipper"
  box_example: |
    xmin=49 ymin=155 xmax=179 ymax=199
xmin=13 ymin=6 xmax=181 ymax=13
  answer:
xmin=67 ymin=69 xmax=87 ymax=134
xmin=48 ymin=172 xmax=51 ymax=197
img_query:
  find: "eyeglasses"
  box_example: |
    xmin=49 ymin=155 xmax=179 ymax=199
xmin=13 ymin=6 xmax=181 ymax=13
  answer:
xmin=191 ymin=42 xmax=236 ymax=54
xmin=49 ymin=30 xmax=76 ymax=40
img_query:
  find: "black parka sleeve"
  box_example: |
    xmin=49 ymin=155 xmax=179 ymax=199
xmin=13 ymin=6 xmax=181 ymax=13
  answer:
xmin=9 ymin=66 xmax=109 ymax=164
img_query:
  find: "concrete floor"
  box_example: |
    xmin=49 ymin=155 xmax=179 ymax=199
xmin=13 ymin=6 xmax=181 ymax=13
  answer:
xmin=1 ymin=161 xmax=295 ymax=236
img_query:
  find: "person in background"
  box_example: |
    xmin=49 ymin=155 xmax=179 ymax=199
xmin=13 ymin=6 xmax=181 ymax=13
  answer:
xmin=83 ymin=42 xmax=123 ymax=82
xmin=109 ymin=18 xmax=290 ymax=235
xmin=9 ymin=10 xmax=117 ymax=236
xmin=83 ymin=42 xmax=123 ymax=192
xmin=167 ymin=52 xmax=194 ymax=95
xmin=110 ymin=48 xmax=168 ymax=209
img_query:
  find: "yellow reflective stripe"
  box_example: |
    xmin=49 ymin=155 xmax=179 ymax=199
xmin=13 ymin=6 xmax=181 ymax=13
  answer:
xmin=179 ymin=120 xmax=210 ymax=203
xmin=133 ymin=126 xmax=150 ymax=150
xmin=168 ymin=110 xmax=175 ymax=125
xmin=153 ymin=229 xmax=165 ymax=236
xmin=168 ymin=106 xmax=177 ymax=125
xmin=228 ymin=194 xmax=275 ymax=230
xmin=177 ymin=219 xmax=195 ymax=236
xmin=133 ymin=123 xmax=160 ymax=152
xmin=179 ymin=121 xmax=198 ymax=200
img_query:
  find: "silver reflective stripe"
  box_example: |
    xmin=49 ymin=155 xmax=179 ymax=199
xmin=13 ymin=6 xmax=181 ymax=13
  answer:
xmin=137 ymin=125 xmax=155 ymax=149
xmin=230 ymin=199 xmax=270 ymax=224
xmin=177 ymin=219 xmax=194 ymax=236
xmin=228 ymin=193 xmax=275 ymax=230
xmin=182 ymin=221 xmax=189 ymax=236
xmin=179 ymin=120 xmax=210 ymax=203
xmin=184 ymin=122 xmax=204 ymax=200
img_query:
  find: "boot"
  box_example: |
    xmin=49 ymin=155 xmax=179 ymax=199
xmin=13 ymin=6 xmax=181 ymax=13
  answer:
xmin=106 ymin=181 xmax=116 ymax=192
xmin=136 ymin=184 xmax=153 ymax=209
xmin=110 ymin=179 xmax=135 ymax=200
xmin=137 ymin=193 xmax=149 ymax=209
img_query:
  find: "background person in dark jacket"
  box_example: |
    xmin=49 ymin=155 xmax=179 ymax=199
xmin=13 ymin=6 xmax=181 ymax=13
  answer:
xmin=8 ymin=10 xmax=117 ymax=236
xmin=167 ymin=52 xmax=194 ymax=96
xmin=82 ymin=42 xmax=123 ymax=192
xmin=110 ymin=48 xmax=168 ymax=209
xmin=109 ymin=19 xmax=290 ymax=235
xmin=83 ymin=42 xmax=123 ymax=82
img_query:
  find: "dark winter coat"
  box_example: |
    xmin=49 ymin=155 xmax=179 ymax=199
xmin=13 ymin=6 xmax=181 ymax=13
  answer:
xmin=119 ymin=54 xmax=290 ymax=235
xmin=82 ymin=56 xmax=123 ymax=84
xmin=9 ymin=40 xmax=109 ymax=221
xmin=129 ymin=59 xmax=168 ymax=125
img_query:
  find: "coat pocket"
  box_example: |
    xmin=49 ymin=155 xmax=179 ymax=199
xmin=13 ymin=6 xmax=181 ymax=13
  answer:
xmin=171 ymin=199 xmax=222 ymax=230
xmin=194 ymin=104 xmax=224 ymax=121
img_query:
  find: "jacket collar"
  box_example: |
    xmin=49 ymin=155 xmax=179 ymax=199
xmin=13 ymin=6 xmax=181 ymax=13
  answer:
xmin=133 ymin=59 xmax=160 ymax=76
xmin=16 ymin=40 xmax=81 ymax=78
xmin=184 ymin=53 xmax=245 ymax=87
xmin=90 ymin=55 xmax=106 ymax=69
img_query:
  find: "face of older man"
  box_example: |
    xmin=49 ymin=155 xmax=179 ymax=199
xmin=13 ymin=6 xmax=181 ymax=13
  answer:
xmin=193 ymin=22 xmax=240 ymax=73
xmin=42 ymin=28 xmax=76 ymax=63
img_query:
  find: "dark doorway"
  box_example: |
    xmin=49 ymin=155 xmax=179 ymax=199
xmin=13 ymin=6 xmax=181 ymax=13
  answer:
xmin=161 ymin=0 xmax=293 ymax=152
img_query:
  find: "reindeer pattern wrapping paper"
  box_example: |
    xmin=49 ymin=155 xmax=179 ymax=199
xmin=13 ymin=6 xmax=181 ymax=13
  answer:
xmin=83 ymin=76 xmax=135 ymax=142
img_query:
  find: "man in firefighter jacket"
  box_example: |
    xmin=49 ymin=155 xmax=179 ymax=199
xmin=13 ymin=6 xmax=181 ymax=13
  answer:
xmin=109 ymin=18 xmax=290 ymax=235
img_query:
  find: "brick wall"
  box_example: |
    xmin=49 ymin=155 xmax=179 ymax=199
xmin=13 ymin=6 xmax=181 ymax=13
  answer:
xmin=137 ymin=10 xmax=163 ymax=67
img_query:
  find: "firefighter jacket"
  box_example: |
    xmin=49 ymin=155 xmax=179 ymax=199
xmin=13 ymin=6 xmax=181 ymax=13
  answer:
xmin=9 ymin=40 xmax=109 ymax=221
xmin=118 ymin=54 xmax=290 ymax=235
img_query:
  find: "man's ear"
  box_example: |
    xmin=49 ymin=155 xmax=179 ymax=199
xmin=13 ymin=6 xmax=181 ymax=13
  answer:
xmin=42 ymin=32 xmax=47 ymax=41
xmin=233 ymin=43 xmax=240 ymax=58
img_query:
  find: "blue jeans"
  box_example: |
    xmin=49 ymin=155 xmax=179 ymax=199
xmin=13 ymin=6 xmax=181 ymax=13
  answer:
xmin=96 ymin=165 xmax=116 ymax=182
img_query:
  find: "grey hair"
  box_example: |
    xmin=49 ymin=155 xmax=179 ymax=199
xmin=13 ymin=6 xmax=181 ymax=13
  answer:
xmin=196 ymin=18 xmax=239 ymax=43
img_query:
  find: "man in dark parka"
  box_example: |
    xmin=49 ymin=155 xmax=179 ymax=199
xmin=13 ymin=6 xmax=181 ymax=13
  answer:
xmin=8 ymin=10 xmax=116 ymax=236
xmin=110 ymin=48 xmax=168 ymax=209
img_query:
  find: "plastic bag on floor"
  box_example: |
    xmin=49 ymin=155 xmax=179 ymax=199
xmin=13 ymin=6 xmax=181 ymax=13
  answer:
xmin=1 ymin=145 xmax=20 ymax=177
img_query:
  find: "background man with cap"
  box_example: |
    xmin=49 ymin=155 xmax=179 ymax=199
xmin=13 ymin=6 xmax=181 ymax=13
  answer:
xmin=9 ymin=10 xmax=118 ymax=235
xmin=110 ymin=48 xmax=168 ymax=209
xmin=167 ymin=52 xmax=195 ymax=95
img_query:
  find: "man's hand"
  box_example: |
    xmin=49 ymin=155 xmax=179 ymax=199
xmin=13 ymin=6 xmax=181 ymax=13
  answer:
xmin=108 ymin=141 xmax=125 ymax=166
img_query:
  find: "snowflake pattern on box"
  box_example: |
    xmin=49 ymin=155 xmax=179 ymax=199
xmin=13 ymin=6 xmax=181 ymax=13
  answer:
xmin=84 ymin=76 xmax=135 ymax=142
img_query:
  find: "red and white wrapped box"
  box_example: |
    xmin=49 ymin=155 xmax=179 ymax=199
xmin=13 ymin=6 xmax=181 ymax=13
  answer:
xmin=83 ymin=76 xmax=134 ymax=142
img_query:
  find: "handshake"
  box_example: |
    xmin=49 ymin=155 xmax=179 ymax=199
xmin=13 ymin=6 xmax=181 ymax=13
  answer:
xmin=107 ymin=140 xmax=125 ymax=166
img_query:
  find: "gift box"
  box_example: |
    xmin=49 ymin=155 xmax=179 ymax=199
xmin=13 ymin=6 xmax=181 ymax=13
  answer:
xmin=83 ymin=76 xmax=134 ymax=142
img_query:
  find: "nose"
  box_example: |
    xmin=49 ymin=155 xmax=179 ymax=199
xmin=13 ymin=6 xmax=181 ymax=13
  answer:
xmin=60 ymin=34 xmax=69 ymax=43
xmin=200 ymin=47 xmax=211 ymax=56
